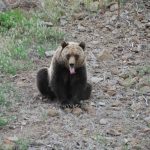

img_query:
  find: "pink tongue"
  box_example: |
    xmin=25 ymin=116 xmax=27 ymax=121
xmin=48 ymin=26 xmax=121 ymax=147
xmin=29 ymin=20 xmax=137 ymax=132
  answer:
xmin=69 ymin=67 xmax=75 ymax=74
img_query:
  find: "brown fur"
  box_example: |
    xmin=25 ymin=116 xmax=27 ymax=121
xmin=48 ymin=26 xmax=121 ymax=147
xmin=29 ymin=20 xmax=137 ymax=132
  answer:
xmin=48 ymin=42 xmax=86 ymax=78
xmin=37 ymin=41 xmax=92 ymax=107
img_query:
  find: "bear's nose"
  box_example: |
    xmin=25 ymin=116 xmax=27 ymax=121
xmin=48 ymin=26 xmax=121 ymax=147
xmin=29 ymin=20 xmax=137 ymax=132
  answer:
xmin=69 ymin=64 xmax=74 ymax=68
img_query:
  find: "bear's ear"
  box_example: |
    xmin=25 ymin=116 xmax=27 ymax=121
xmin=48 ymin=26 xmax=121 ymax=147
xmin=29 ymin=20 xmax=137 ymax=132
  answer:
xmin=79 ymin=42 xmax=85 ymax=50
xmin=61 ymin=41 xmax=68 ymax=49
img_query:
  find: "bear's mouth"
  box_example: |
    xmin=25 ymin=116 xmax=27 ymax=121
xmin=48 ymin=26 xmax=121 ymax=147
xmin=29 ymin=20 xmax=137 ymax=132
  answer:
xmin=69 ymin=66 xmax=75 ymax=74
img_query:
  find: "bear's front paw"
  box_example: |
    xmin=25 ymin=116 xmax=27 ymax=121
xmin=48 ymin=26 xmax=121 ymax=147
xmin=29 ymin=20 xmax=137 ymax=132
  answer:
xmin=61 ymin=101 xmax=70 ymax=109
xmin=61 ymin=102 xmax=81 ymax=109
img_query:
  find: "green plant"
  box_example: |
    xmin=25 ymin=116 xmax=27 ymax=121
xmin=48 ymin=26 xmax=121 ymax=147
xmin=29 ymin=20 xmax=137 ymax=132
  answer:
xmin=0 ymin=3 xmax=65 ymax=74
xmin=43 ymin=0 xmax=65 ymax=24
xmin=37 ymin=46 xmax=45 ymax=57
xmin=0 ymin=117 xmax=8 ymax=127
xmin=0 ymin=83 xmax=20 ymax=106
xmin=0 ymin=54 xmax=17 ymax=75
xmin=0 ymin=9 xmax=25 ymax=32
xmin=0 ymin=90 xmax=6 ymax=106
xmin=122 ymin=143 xmax=129 ymax=150
xmin=15 ymin=139 xmax=29 ymax=150
xmin=136 ymin=65 xmax=150 ymax=76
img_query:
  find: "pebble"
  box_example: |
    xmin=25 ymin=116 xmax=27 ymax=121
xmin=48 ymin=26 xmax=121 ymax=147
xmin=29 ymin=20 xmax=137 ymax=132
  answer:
xmin=40 ymin=21 xmax=53 ymax=27
xmin=100 ymin=119 xmax=107 ymax=125
xmin=77 ymin=24 xmax=86 ymax=32
xmin=91 ymin=77 xmax=103 ymax=83
xmin=72 ymin=107 xmax=82 ymax=116
xmin=98 ymin=102 xmax=106 ymax=106
xmin=144 ymin=116 xmax=150 ymax=125
xmin=47 ymin=109 xmax=59 ymax=117
xmin=110 ymin=3 xmax=118 ymax=12
xmin=98 ymin=49 xmax=113 ymax=61
xmin=45 ymin=50 xmax=55 ymax=57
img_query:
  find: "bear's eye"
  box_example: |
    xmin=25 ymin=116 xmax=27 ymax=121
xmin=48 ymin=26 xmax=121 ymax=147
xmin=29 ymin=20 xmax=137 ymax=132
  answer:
xmin=66 ymin=54 xmax=70 ymax=60
xmin=75 ymin=54 xmax=79 ymax=60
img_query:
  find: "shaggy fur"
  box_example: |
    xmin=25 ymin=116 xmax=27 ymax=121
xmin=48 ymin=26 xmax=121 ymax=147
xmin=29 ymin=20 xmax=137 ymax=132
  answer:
xmin=37 ymin=41 xmax=92 ymax=106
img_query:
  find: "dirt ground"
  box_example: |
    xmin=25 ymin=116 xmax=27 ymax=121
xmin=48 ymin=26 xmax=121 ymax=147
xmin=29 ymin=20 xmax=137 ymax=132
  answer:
xmin=1 ymin=1 xmax=150 ymax=150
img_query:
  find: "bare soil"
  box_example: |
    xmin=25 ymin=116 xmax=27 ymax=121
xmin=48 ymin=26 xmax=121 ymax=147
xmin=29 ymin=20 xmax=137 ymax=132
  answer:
xmin=1 ymin=1 xmax=150 ymax=150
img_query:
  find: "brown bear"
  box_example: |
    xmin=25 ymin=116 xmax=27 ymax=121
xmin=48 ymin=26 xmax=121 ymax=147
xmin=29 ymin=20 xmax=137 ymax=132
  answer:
xmin=36 ymin=41 xmax=92 ymax=107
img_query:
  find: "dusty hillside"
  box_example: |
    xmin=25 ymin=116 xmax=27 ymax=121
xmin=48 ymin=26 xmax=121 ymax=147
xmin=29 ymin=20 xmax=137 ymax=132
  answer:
xmin=0 ymin=0 xmax=150 ymax=149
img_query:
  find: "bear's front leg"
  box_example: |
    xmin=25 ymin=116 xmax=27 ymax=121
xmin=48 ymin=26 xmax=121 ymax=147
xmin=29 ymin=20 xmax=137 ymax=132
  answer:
xmin=69 ymin=67 xmax=87 ymax=106
xmin=70 ymin=82 xmax=85 ymax=106
xmin=52 ymin=83 xmax=69 ymax=104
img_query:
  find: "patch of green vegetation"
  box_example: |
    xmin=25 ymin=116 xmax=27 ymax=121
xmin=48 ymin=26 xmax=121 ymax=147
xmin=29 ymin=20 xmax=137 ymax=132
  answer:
xmin=0 ymin=7 xmax=64 ymax=75
xmin=0 ymin=83 xmax=19 ymax=107
xmin=0 ymin=9 xmax=25 ymax=32
xmin=136 ymin=65 xmax=150 ymax=76
xmin=0 ymin=83 xmax=20 ymax=127
xmin=95 ymin=134 xmax=107 ymax=145
xmin=0 ymin=117 xmax=8 ymax=127
xmin=15 ymin=139 xmax=29 ymax=150
xmin=122 ymin=143 xmax=129 ymax=150
xmin=42 ymin=0 xmax=65 ymax=24
xmin=92 ymin=133 xmax=107 ymax=146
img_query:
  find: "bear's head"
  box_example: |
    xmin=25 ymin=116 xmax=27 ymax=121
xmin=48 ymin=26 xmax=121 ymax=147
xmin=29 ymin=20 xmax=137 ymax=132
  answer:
xmin=60 ymin=41 xmax=86 ymax=74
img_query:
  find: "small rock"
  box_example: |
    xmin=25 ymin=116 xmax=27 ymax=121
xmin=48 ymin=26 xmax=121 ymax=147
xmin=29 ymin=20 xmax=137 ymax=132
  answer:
xmin=141 ymin=128 xmax=150 ymax=133
xmin=111 ymin=101 xmax=121 ymax=107
xmin=72 ymin=107 xmax=82 ymax=116
xmin=130 ymin=102 xmax=141 ymax=111
xmin=137 ymin=44 xmax=147 ymax=52
xmin=147 ymin=32 xmax=150 ymax=38
xmin=98 ymin=49 xmax=113 ymax=61
xmin=72 ymin=33 xmax=77 ymax=38
xmin=105 ymin=25 xmax=114 ymax=31
xmin=100 ymin=119 xmax=107 ymax=125
xmin=98 ymin=102 xmax=106 ymax=106
xmin=144 ymin=116 xmax=150 ymax=125
xmin=21 ymin=121 xmax=27 ymax=126
xmin=91 ymin=41 xmax=99 ymax=45
xmin=47 ymin=109 xmax=59 ymax=117
xmin=90 ymin=102 xmax=96 ymax=106
xmin=124 ymin=138 xmax=129 ymax=144
xmin=60 ymin=18 xmax=67 ymax=26
xmin=107 ymin=86 xmax=116 ymax=96
xmin=64 ymin=108 xmax=72 ymax=113
xmin=72 ymin=12 xmax=85 ymax=20
xmin=45 ymin=50 xmax=55 ymax=57
xmin=145 ymin=22 xmax=150 ymax=28
xmin=106 ymin=129 xmax=121 ymax=136
xmin=91 ymin=77 xmax=103 ymax=83
xmin=40 ymin=21 xmax=53 ymax=27
xmin=111 ymin=68 xmax=119 ymax=75
xmin=82 ymin=128 xmax=88 ymax=135
xmin=110 ymin=3 xmax=118 ymax=12
xmin=82 ymin=105 xmax=96 ymax=115
xmin=119 ymin=72 xmax=129 ymax=79
xmin=77 ymin=24 xmax=86 ymax=32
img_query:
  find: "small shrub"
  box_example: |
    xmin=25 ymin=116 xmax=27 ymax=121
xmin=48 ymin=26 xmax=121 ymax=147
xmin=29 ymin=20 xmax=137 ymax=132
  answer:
xmin=0 ymin=9 xmax=25 ymax=32
xmin=0 ymin=8 xmax=64 ymax=74
xmin=0 ymin=117 xmax=8 ymax=127
xmin=15 ymin=139 xmax=29 ymax=150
